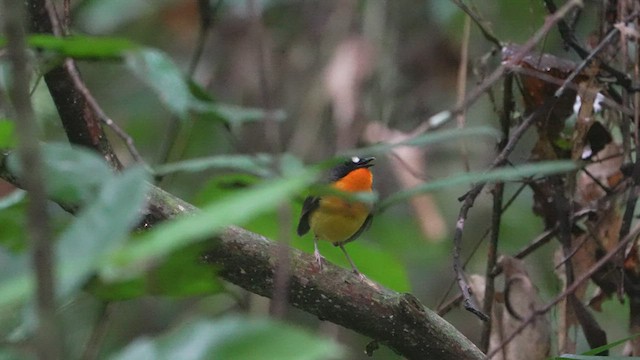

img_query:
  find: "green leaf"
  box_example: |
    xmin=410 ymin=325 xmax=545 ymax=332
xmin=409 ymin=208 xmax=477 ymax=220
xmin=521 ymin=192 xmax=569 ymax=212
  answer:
xmin=105 ymin=168 xmax=317 ymax=279
xmin=0 ymin=120 xmax=16 ymax=148
xmin=341 ymin=126 xmax=499 ymax=157
xmin=0 ymin=35 xmax=135 ymax=58
xmin=192 ymin=101 xmax=286 ymax=126
xmin=110 ymin=316 xmax=344 ymax=360
xmin=89 ymin=243 xmax=223 ymax=300
xmin=147 ymin=242 xmax=222 ymax=297
xmin=125 ymin=49 xmax=192 ymax=119
xmin=293 ymin=236 xmax=410 ymax=292
xmin=379 ymin=160 xmax=577 ymax=211
xmin=86 ymin=277 xmax=146 ymax=301
xmin=26 ymin=34 xmax=136 ymax=58
xmin=56 ymin=165 xmax=150 ymax=298
xmin=0 ymin=250 xmax=32 ymax=310
xmin=580 ymin=332 xmax=640 ymax=355
xmin=154 ymin=154 xmax=276 ymax=178
xmin=7 ymin=143 xmax=114 ymax=204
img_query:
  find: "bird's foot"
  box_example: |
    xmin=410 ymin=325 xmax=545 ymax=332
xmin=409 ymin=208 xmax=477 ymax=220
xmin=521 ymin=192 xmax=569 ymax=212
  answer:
xmin=314 ymin=252 xmax=326 ymax=272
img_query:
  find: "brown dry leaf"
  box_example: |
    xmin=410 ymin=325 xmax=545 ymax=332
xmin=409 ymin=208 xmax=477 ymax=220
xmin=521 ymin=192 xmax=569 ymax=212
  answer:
xmin=364 ymin=122 xmax=447 ymax=241
xmin=576 ymin=142 xmax=623 ymax=206
xmin=502 ymin=44 xmax=583 ymax=161
xmin=470 ymin=257 xmax=550 ymax=360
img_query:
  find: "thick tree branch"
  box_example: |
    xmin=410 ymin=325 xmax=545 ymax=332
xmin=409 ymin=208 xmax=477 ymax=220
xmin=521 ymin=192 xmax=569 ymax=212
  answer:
xmin=26 ymin=0 xmax=122 ymax=169
xmin=0 ymin=153 xmax=484 ymax=360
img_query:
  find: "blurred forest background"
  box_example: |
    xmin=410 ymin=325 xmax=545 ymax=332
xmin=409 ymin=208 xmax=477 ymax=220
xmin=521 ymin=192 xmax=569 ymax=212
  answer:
xmin=1 ymin=0 xmax=639 ymax=359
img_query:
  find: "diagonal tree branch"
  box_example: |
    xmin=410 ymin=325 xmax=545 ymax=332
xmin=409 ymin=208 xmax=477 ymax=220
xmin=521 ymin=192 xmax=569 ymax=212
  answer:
xmin=0 ymin=153 xmax=484 ymax=360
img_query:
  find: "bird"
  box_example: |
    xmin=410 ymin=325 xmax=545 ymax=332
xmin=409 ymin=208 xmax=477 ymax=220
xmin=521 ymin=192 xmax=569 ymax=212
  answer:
xmin=297 ymin=156 xmax=375 ymax=277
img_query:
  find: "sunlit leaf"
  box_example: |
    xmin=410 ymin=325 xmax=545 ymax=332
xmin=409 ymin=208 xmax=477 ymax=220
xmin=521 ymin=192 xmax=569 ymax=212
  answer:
xmin=0 ymin=120 xmax=16 ymax=148
xmin=379 ymin=161 xmax=576 ymax=211
xmin=110 ymin=317 xmax=344 ymax=360
xmin=105 ymin=168 xmax=317 ymax=279
xmin=26 ymin=35 xmax=136 ymax=59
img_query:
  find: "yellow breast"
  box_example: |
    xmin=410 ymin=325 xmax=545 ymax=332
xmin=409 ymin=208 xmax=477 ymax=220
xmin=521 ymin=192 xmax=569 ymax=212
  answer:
xmin=309 ymin=195 xmax=370 ymax=244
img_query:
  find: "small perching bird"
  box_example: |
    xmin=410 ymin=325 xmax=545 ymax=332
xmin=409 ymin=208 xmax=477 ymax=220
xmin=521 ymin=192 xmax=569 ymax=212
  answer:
xmin=296 ymin=156 xmax=375 ymax=276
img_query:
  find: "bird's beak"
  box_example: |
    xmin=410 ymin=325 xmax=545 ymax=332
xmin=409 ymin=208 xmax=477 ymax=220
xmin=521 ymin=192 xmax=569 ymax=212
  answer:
xmin=360 ymin=157 xmax=375 ymax=168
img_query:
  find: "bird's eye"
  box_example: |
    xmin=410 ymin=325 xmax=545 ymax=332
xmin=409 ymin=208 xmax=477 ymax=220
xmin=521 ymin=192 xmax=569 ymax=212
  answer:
xmin=350 ymin=156 xmax=360 ymax=164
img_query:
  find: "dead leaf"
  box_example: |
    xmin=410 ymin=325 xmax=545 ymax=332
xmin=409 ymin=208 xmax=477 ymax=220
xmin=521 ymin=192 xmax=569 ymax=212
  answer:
xmin=470 ymin=257 xmax=551 ymax=360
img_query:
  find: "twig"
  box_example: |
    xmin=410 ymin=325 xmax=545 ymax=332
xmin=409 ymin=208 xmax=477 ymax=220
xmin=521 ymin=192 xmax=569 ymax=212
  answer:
xmin=427 ymin=0 xmax=585 ymax=131
xmin=479 ymin=72 xmax=513 ymax=351
xmin=452 ymin=89 xmax=559 ymax=320
xmin=455 ymin=15 xmax=471 ymax=172
xmin=66 ymin=66 xmax=144 ymax=164
xmin=543 ymin=0 xmax=634 ymax=92
xmin=81 ymin=302 xmax=115 ymax=360
xmin=555 ymin=11 xmax=640 ymax=98
xmin=488 ymin=221 xmax=640 ymax=359
xmin=2 ymin=1 xmax=60 ymax=358
xmin=449 ymin=0 xmax=502 ymax=49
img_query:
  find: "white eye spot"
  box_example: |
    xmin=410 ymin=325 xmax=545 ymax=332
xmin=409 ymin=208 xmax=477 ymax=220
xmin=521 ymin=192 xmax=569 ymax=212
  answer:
xmin=351 ymin=156 xmax=360 ymax=163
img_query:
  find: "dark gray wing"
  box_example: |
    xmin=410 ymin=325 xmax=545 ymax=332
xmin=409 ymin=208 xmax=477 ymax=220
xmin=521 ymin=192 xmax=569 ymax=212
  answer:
xmin=297 ymin=196 xmax=320 ymax=236
xmin=339 ymin=213 xmax=373 ymax=245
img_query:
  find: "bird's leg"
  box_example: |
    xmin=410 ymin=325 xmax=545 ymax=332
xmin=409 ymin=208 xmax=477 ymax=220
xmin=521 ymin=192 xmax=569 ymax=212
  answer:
xmin=313 ymin=236 xmax=325 ymax=271
xmin=339 ymin=244 xmax=366 ymax=280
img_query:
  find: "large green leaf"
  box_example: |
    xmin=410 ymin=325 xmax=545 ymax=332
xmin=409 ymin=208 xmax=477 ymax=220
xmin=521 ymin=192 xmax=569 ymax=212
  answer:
xmin=110 ymin=316 xmax=344 ymax=360
xmin=379 ymin=160 xmax=577 ymax=211
xmin=7 ymin=143 xmax=114 ymax=204
xmin=88 ymin=242 xmax=223 ymax=301
xmin=0 ymin=166 xmax=149 ymax=310
xmin=56 ymin=166 xmax=150 ymax=298
xmin=105 ymin=168 xmax=317 ymax=279
xmin=125 ymin=49 xmax=192 ymax=120
xmin=292 ymin=234 xmax=410 ymax=292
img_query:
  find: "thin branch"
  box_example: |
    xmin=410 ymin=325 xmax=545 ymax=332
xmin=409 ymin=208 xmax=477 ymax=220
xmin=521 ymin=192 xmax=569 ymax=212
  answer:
xmin=450 ymin=0 xmax=502 ymax=49
xmin=81 ymin=302 xmax=115 ymax=360
xmin=543 ymin=0 xmax=634 ymax=92
xmin=2 ymin=1 xmax=60 ymax=358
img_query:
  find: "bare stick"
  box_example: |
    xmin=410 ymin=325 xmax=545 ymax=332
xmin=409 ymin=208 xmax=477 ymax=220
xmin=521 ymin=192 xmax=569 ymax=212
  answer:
xmin=2 ymin=1 xmax=60 ymax=358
